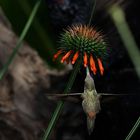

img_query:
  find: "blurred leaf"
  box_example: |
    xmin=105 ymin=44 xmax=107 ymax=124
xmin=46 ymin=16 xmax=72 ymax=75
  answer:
xmin=109 ymin=5 xmax=140 ymax=78
xmin=0 ymin=0 xmax=61 ymax=67
xmin=0 ymin=0 xmax=41 ymax=80
xmin=109 ymin=5 xmax=140 ymax=140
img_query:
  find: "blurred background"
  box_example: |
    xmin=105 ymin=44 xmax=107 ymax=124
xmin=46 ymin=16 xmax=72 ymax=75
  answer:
xmin=0 ymin=0 xmax=140 ymax=140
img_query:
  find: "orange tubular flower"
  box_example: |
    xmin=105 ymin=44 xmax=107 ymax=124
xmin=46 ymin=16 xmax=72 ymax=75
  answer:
xmin=84 ymin=52 xmax=88 ymax=67
xmin=72 ymin=51 xmax=79 ymax=64
xmin=97 ymin=58 xmax=104 ymax=75
xmin=61 ymin=50 xmax=72 ymax=63
xmin=53 ymin=50 xmax=63 ymax=60
xmin=90 ymin=54 xmax=97 ymax=75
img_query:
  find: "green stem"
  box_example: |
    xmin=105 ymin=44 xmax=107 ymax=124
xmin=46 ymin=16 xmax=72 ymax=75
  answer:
xmin=17 ymin=0 xmax=56 ymax=59
xmin=43 ymin=59 xmax=81 ymax=140
xmin=0 ymin=0 xmax=41 ymax=80
xmin=88 ymin=0 xmax=97 ymax=26
xmin=125 ymin=117 xmax=140 ymax=140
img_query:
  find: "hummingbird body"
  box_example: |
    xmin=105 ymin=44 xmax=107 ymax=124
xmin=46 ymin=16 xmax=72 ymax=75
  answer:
xmin=45 ymin=68 xmax=102 ymax=134
xmin=81 ymin=71 xmax=101 ymax=134
xmin=45 ymin=68 xmax=132 ymax=135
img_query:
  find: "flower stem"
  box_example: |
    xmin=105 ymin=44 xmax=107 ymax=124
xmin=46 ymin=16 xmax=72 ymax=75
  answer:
xmin=88 ymin=0 xmax=96 ymax=26
xmin=125 ymin=116 xmax=140 ymax=140
xmin=0 ymin=0 xmax=41 ymax=80
xmin=43 ymin=59 xmax=81 ymax=140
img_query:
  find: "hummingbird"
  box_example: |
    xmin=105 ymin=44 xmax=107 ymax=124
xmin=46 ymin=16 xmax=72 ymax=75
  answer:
xmin=45 ymin=68 xmax=102 ymax=134
xmin=81 ymin=68 xmax=101 ymax=134
xmin=45 ymin=68 xmax=137 ymax=134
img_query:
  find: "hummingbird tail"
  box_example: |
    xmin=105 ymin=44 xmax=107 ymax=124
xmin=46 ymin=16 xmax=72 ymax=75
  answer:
xmin=87 ymin=117 xmax=95 ymax=135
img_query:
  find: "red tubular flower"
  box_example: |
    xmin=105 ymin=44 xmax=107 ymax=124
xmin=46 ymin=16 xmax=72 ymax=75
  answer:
xmin=97 ymin=58 xmax=104 ymax=75
xmin=61 ymin=50 xmax=72 ymax=63
xmin=72 ymin=51 xmax=79 ymax=64
xmin=53 ymin=50 xmax=63 ymax=60
xmin=90 ymin=54 xmax=97 ymax=75
xmin=84 ymin=52 xmax=88 ymax=67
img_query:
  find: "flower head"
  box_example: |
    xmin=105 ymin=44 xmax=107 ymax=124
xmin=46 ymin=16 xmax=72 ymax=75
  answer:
xmin=54 ymin=24 xmax=107 ymax=75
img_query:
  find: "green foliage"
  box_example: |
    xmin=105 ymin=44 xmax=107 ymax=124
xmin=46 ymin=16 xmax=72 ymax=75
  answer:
xmin=109 ymin=5 xmax=140 ymax=77
xmin=125 ymin=117 xmax=140 ymax=140
xmin=0 ymin=0 xmax=41 ymax=80
xmin=109 ymin=4 xmax=140 ymax=140
xmin=0 ymin=0 xmax=59 ymax=67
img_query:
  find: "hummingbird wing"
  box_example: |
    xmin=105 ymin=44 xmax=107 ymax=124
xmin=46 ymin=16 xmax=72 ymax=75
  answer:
xmin=98 ymin=93 xmax=140 ymax=104
xmin=44 ymin=92 xmax=139 ymax=103
xmin=98 ymin=93 xmax=139 ymax=96
xmin=44 ymin=93 xmax=82 ymax=103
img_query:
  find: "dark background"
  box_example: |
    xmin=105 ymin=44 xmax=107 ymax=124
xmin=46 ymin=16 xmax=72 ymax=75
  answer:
xmin=0 ymin=0 xmax=140 ymax=140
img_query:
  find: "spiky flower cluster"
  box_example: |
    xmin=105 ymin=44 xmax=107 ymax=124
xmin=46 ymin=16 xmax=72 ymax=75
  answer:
xmin=54 ymin=25 xmax=107 ymax=75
